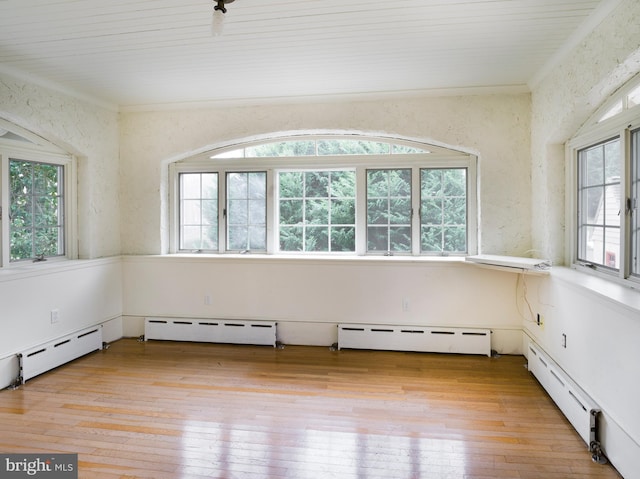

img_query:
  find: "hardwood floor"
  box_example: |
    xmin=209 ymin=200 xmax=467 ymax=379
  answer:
xmin=0 ymin=339 xmax=621 ymax=478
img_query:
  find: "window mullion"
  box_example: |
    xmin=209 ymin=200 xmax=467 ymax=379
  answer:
xmin=621 ymin=129 xmax=632 ymax=279
xmin=219 ymin=170 xmax=226 ymax=253
xmin=411 ymin=166 xmax=420 ymax=255
xmin=266 ymin=169 xmax=275 ymax=254
xmin=0 ymin=153 xmax=7 ymax=267
xmin=355 ymin=166 xmax=367 ymax=255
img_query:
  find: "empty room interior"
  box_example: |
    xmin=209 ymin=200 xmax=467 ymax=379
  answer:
xmin=1 ymin=0 xmax=640 ymax=477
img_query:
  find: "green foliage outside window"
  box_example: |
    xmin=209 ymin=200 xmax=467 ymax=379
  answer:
xmin=367 ymin=169 xmax=412 ymax=252
xmin=420 ymin=169 xmax=467 ymax=253
xmin=279 ymin=170 xmax=356 ymax=252
xmin=9 ymin=159 xmax=64 ymax=261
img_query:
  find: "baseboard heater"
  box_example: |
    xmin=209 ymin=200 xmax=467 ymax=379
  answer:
xmin=527 ymin=341 xmax=606 ymax=463
xmin=337 ymin=324 xmax=491 ymax=356
xmin=18 ymin=325 xmax=103 ymax=384
xmin=144 ymin=318 xmax=277 ymax=347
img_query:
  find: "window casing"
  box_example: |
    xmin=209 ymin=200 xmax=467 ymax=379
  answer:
xmin=0 ymin=122 xmax=75 ymax=267
xmin=631 ymin=129 xmax=640 ymax=277
xmin=569 ymin=75 xmax=640 ymax=284
xmin=170 ymin=137 xmax=477 ymax=257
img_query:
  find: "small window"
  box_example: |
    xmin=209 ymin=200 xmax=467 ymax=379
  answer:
xmin=9 ymin=159 xmax=64 ymax=261
xmin=179 ymin=172 xmax=218 ymax=251
xmin=279 ymin=170 xmax=356 ymax=252
xmin=577 ymin=139 xmax=621 ymax=269
xmin=226 ymin=172 xmax=266 ymax=251
xmin=210 ymin=138 xmax=430 ymax=159
xmin=627 ymin=84 xmax=640 ymax=108
xmin=598 ymin=101 xmax=623 ymax=123
xmin=420 ymin=168 xmax=467 ymax=254
xmin=366 ymin=169 xmax=412 ymax=253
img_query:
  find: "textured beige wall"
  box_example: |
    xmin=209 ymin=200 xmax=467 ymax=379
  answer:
xmin=0 ymin=73 xmax=121 ymax=259
xmin=531 ymin=0 xmax=640 ymax=265
xmin=120 ymin=93 xmax=532 ymax=256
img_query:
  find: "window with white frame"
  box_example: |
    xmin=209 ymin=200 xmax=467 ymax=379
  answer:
xmin=279 ymin=170 xmax=356 ymax=252
xmin=171 ymin=136 xmax=477 ymax=256
xmin=0 ymin=122 xmax=75 ymax=267
xmin=570 ymin=75 xmax=640 ymax=282
xmin=366 ymin=168 xmax=412 ymax=252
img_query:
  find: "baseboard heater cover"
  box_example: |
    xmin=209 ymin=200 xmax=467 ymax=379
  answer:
xmin=338 ymin=324 xmax=491 ymax=356
xmin=18 ymin=325 xmax=103 ymax=383
xmin=527 ymin=341 xmax=606 ymax=462
xmin=144 ymin=318 xmax=277 ymax=347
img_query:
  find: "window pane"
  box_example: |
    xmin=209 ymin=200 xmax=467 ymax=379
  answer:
xmin=227 ymin=172 xmax=248 ymax=198
xmin=305 ymin=199 xmax=329 ymax=224
xmin=331 ymin=199 xmax=355 ymax=224
xmin=366 ymin=169 xmax=412 ymax=253
xmin=280 ymin=226 xmax=303 ymax=251
xmin=390 ymin=227 xmax=411 ymax=251
xmin=583 ymin=146 xmax=604 ymax=186
xmin=280 ymin=171 xmax=303 ymax=198
xmin=182 ymin=174 xmax=202 ymax=199
xmin=179 ymin=172 xmax=218 ymax=250
xmin=577 ymin=140 xmax=620 ymax=269
xmin=583 ymin=187 xmax=604 ymax=225
xmin=279 ymin=170 xmax=355 ymax=252
xmin=392 ymin=144 xmax=429 ymax=154
xmin=629 ymin=84 xmax=640 ymax=108
xmin=246 ymin=141 xmax=316 ymax=157
xmin=305 ymin=227 xmax=329 ymax=252
xmin=305 ymin=171 xmax=329 ymax=197
xmin=280 ymin=199 xmax=303 ymax=224
xmin=318 ymin=140 xmax=390 ymax=155
xmin=331 ymin=226 xmax=355 ymax=252
xmin=226 ymin=172 xmax=266 ymax=251
xmin=367 ymin=226 xmax=388 ymax=251
xmin=421 ymin=168 xmax=467 ymax=254
xmin=598 ymin=101 xmax=623 ymax=122
xmin=9 ymin=159 xmax=64 ymax=261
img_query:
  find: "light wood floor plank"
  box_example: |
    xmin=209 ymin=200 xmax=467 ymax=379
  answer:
xmin=0 ymin=339 xmax=621 ymax=478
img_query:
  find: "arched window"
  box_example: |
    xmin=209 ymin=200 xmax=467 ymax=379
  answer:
xmin=170 ymin=135 xmax=477 ymax=257
xmin=0 ymin=119 xmax=76 ymax=267
xmin=568 ymin=74 xmax=640 ymax=283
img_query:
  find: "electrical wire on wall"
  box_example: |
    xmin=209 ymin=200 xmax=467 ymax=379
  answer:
xmin=516 ymin=272 xmax=537 ymax=323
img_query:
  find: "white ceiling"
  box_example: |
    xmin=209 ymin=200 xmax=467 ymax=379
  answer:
xmin=0 ymin=0 xmax=621 ymax=109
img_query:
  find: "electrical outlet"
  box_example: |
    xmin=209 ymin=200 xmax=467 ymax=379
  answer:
xmin=50 ymin=309 xmax=60 ymax=324
xmin=204 ymin=294 xmax=212 ymax=305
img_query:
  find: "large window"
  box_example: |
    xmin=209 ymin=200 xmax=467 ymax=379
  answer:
xmin=570 ymin=76 xmax=640 ymax=283
xmin=0 ymin=122 xmax=74 ymax=267
xmin=171 ymin=137 xmax=477 ymax=256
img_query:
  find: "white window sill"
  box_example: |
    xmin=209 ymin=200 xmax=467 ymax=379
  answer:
xmin=126 ymin=253 xmax=469 ymax=266
xmin=552 ymin=266 xmax=640 ymax=316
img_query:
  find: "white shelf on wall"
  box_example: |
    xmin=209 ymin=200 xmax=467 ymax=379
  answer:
xmin=465 ymin=254 xmax=551 ymax=275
